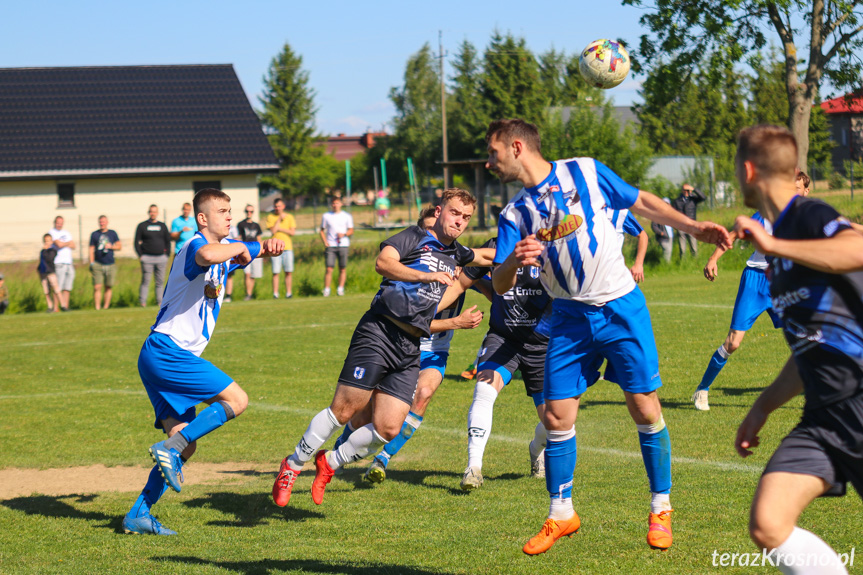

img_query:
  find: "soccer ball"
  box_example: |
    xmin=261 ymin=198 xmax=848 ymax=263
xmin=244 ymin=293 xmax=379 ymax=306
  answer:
xmin=578 ymin=39 xmax=630 ymax=89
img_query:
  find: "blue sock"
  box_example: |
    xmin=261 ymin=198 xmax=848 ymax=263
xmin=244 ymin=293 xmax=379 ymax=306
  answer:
xmin=179 ymin=402 xmax=229 ymax=443
xmin=545 ymin=427 xmax=576 ymax=499
xmin=379 ymin=411 xmax=423 ymax=467
xmin=333 ymin=421 xmax=355 ymax=451
xmin=129 ymin=465 xmax=169 ymax=518
xmin=697 ymin=346 xmax=729 ymax=391
xmin=638 ymin=421 xmax=672 ymax=494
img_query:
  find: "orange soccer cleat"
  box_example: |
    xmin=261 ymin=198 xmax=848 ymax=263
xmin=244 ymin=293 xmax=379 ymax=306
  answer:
xmin=460 ymin=365 xmax=477 ymax=380
xmin=522 ymin=513 xmax=581 ymax=555
xmin=311 ymin=450 xmax=335 ymax=505
xmin=647 ymin=510 xmax=673 ymax=550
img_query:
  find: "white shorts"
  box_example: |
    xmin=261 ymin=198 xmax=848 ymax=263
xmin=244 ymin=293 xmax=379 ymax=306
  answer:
xmin=272 ymin=250 xmax=294 ymax=274
xmin=55 ymin=263 xmax=76 ymax=291
xmin=244 ymin=258 xmax=263 ymax=279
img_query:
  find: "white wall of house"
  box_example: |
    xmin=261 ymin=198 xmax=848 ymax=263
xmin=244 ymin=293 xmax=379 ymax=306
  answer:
xmin=0 ymin=173 xmax=260 ymax=262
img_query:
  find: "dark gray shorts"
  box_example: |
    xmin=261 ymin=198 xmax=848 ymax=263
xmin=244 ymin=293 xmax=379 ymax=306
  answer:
xmin=338 ymin=312 xmax=420 ymax=405
xmin=476 ymin=330 xmax=547 ymax=397
xmin=326 ymin=246 xmax=349 ymax=269
xmin=764 ymin=395 xmax=863 ymax=498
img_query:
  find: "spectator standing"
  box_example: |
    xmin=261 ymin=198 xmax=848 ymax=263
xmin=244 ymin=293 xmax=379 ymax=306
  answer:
xmin=38 ymin=233 xmax=61 ymax=313
xmin=170 ymin=203 xmax=197 ymax=255
xmin=266 ymin=197 xmax=296 ymax=299
xmin=0 ymin=273 xmax=8 ymax=314
xmin=320 ymin=196 xmax=354 ymax=297
xmin=89 ymin=215 xmax=122 ymax=310
xmin=671 ymin=183 xmax=706 ymax=257
xmin=650 ymin=198 xmax=675 ymax=262
xmin=374 ymin=190 xmax=391 ymax=225
xmin=49 ymin=215 xmax=76 ymax=311
xmin=237 ymin=204 xmax=263 ymax=300
xmin=135 ymin=204 xmax=171 ymax=307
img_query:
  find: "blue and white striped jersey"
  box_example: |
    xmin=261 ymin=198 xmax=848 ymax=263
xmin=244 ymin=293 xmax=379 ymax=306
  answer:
xmin=604 ymin=207 xmax=644 ymax=251
xmin=419 ymin=292 xmax=466 ymax=353
xmin=495 ymin=158 xmax=640 ymax=304
xmin=151 ymin=232 xmax=261 ymax=356
xmin=745 ymin=212 xmax=772 ymax=270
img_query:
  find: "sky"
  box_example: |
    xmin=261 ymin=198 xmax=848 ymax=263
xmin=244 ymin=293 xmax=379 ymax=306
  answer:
xmin=2 ymin=1 xmax=656 ymax=136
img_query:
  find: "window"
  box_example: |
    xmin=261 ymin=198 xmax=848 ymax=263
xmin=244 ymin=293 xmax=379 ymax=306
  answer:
xmin=57 ymin=183 xmax=75 ymax=208
xmin=193 ymin=181 xmax=221 ymax=193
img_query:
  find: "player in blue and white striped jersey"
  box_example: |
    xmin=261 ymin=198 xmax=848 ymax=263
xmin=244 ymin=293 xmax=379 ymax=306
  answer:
xmin=485 ymin=119 xmax=731 ymax=555
xmin=693 ymin=172 xmax=811 ymax=411
xmin=604 ymin=207 xmax=649 ymax=283
xmin=123 ymin=188 xmax=284 ymax=536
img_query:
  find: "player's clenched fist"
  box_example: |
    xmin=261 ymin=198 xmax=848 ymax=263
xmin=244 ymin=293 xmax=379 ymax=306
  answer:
xmin=424 ymin=270 xmax=454 ymax=286
xmin=261 ymin=238 xmax=285 ymax=257
xmin=514 ymin=235 xmax=543 ymax=267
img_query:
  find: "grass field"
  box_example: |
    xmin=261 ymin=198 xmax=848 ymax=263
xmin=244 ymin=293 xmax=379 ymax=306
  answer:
xmin=1 ymin=263 xmax=861 ymax=574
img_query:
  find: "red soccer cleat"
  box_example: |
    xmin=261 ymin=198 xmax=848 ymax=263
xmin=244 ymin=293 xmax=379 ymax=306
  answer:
xmin=272 ymin=457 xmax=300 ymax=507
xmin=311 ymin=450 xmax=335 ymax=505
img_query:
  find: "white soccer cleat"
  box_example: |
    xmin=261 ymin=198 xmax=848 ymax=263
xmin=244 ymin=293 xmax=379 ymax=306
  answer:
xmin=336 ymin=286 xmax=345 ymax=296
xmin=322 ymin=287 xmax=331 ymax=297
xmin=460 ymin=466 xmax=483 ymax=491
xmin=530 ymin=447 xmax=545 ymax=479
xmin=692 ymin=390 xmax=710 ymax=411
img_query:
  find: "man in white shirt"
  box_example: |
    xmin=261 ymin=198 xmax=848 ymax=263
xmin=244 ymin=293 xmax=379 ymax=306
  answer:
xmin=320 ymin=196 xmax=354 ymax=297
xmin=49 ymin=215 xmax=76 ymax=311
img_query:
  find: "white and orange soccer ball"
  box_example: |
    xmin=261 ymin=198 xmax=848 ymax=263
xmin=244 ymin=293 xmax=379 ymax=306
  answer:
xmin=578 ymin=39 xmax=631 ymax=89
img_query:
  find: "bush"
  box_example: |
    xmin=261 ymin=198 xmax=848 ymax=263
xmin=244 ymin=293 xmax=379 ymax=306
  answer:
xmin=829 ymin=171 xmax=846 ymax=190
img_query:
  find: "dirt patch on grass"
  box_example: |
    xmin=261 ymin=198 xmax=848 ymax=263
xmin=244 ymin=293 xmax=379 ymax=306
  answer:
xmin=0 ymin=462 xmax=276 ymax=499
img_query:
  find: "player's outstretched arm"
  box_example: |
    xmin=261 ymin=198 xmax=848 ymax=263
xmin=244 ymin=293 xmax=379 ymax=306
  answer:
xmin=375 ymin=245 xmax=454 ymax=285
xmin=630 ymin=230 xmax=648 ymax=283
xmin=258 ymin=238 xmax=285 ymax=258
xmin=735 ymin=216 xmax=863 ymax=273
xmin=631 ymin=191 xmax=732 ymax=249
xmin=430 ymin=305 xmax=484 ymax=333
xmin=492 ymin=235 xmax=542 ymax=295
xmin=703 ymin=232 xmax=738 ymax=281
xmin=467 ymin=247 xmax=496 ymax=267
xmin=437 ymin=273 xmax=474 ymax=311
xmin=196 ymin=242 xmax=251 ymax=267
xmin=735 ymin=356 xmax=804 ymax=457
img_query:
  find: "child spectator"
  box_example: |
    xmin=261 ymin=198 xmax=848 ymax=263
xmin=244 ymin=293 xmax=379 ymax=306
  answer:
xmin=38 ymin=234 xmax=62 ymax=312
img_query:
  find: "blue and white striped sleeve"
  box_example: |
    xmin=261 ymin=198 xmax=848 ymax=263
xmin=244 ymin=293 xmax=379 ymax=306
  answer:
xmin=494 ymin=207 xmax=524 ymax=265
xmin=595 ymin=160 xmax=640 ymax=210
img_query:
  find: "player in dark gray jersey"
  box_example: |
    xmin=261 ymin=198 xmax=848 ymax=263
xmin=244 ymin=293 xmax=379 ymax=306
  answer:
xmin=447 ymin=237 xmax=553 ymax=491
xmin=734 ymin=125 xmax=863 ymax=574
xmin=272 ymin=189 xmax=494 ymax=508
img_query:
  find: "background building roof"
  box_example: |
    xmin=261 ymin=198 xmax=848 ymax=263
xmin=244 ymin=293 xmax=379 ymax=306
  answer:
xmin=0 ymin=64 xmax=278 ymax=179
xmin=820 ymin=93 xmax=863 ymax=115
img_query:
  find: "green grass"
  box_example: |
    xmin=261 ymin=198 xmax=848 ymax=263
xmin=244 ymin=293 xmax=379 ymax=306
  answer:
xmin=1 ymin=266 xmax=861 ymax=574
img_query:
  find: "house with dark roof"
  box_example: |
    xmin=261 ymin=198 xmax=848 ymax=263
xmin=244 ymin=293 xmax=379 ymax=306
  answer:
xmin=317 ymin=132 xmax=387 ymax=162
xmin=821 ymin=93 xmax=863 ymax=174
xmin=0 ymin=64 xmax=278 ymax=261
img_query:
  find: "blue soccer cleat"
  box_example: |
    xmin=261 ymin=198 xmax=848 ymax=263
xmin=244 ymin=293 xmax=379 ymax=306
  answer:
xmin=122 ymin=512 xmax=177 ymax=536
xmin=149 ymin=441 xmax=184 ymax=493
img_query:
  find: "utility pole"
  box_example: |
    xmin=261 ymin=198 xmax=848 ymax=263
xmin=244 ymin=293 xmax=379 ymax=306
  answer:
xmin=439 ymin=30 xmax=450 ymax=189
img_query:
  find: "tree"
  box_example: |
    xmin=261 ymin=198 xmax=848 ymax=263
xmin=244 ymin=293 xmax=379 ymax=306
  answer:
xmin=481 ymin=32 xmax=548 ymax=126
xmin=448 ymin=40 xmax=489 ymax=163
xmin=749 ymin=50 xmax=788 ymax=125
xmin=387 ymin=43 xmax=442 ymax=189
xmin=258 ymin=42 xmax=331 ymax=196
xmin=624 ymin=0 xmax=863 ymax=168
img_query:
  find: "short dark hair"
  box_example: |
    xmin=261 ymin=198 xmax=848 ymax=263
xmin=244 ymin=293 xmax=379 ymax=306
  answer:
xmin=43 ymin=233 xmax=52 ymax=241
xmin=193 ymin=188 xmax=231 ymax=217
xmin=796 ymin=170 xmax=811 ymax=188
xmin=98 ymin=215 xmax=107 ymax=220
xmin=273 ymin=197 xmax=285 ymax=206
xmin=736 ymin=125 xmax=797 ymax=180
xmin=417 ymin=205 xmax=437 ymax=227
xmin=149 ymin=204 xmax=158 ymax=210
xmin=486 ymin=118 xmax=541 ymax=153
xmin=440 ymin=188 xmax=477 ymax=209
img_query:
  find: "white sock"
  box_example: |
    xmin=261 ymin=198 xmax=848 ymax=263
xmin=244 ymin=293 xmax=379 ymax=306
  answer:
xmin=774 ymin=527 xmax=849 ymax=574
xmin=289 ymin=407 xmax=342 ymax=470
xmin=549 ymin=497 xmax=574 ymax=521
xmin=651 ymin=492 xmax=671 ymax=514
xmin=529 ymin=422 xmax=547 ymax=459
xmin=467 ymin=382 xmax=498 ymax=469
xmin=330 ymin=424 xmax=387 ymax=470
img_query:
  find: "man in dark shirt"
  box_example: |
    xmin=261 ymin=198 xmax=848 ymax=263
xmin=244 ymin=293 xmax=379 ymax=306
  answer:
xmin=458 ymin=237 xmax=552 ymax=490
xmin=672 ymin=183 xmax=706 ymax=257
xmin=236 ymin=204 xmax=263 ymax=300
xmin=272 ymin=189 xmax=494 ymax=508
xmin=89 ymin=215 xmax=122 ymax=310
xmin=734 ymin=124 xmax=863 ymax=573
xmin=135 ymin=204 xmax=171 ymax=307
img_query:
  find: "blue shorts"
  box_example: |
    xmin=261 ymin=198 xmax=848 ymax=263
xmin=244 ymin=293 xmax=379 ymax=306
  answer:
xmin=138 ymin=332 xmax=234 ymax=429
xmin=420 ymin=350 xmax=449 ymax=378
xmin=544 ymin=287 xmax=662 ymax=400
xmin=730 ymin=267 xmax=782 ymax=332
